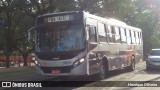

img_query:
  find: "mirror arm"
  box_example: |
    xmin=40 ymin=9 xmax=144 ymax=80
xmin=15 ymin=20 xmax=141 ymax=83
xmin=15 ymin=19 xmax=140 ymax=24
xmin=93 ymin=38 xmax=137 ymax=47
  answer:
xmin=27 ymin=27 xmax=35 ymax=43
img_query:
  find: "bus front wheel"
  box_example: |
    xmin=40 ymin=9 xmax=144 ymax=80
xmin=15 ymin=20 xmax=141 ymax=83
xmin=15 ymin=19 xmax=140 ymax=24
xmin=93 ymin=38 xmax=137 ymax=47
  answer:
xmin=98 ymin=61 xmax=108 ymax=80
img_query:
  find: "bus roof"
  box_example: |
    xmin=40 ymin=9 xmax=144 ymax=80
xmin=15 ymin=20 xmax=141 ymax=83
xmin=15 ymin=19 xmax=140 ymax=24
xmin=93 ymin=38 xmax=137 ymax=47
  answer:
xmin=37 ymin=11 xmax=82 ymax=18
xmin=84 ymin=12 xmax=141 ymax=31
xmin=37 ymin=11 xmax=141 ymax=32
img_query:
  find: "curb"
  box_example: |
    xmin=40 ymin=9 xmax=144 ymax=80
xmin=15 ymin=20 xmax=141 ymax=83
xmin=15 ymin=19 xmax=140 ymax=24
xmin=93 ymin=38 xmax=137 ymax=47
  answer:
xmin=0 ymin=66 xmax=34 ymax=73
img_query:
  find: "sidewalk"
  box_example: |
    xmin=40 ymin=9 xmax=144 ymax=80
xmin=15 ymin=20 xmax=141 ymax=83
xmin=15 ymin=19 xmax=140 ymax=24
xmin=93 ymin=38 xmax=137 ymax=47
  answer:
xmin=0 ymin=66 xmax=33 ymax=73
xmin=0 ymin=65 xmax=55 ymax=81
xmin=0 ymin=63 xmax=34 ymax=73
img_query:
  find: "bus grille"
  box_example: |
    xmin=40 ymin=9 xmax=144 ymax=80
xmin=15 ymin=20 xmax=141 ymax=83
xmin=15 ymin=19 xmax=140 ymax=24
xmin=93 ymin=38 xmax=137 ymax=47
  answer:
xmin=40 ymin=66 xmax=72 ymax=73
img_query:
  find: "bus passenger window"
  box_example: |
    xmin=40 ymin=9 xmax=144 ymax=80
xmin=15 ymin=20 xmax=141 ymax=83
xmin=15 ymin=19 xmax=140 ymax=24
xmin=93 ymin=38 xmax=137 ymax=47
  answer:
xmin=120 ymin=28 xmax=127 ymax=43
xmin=135 ymin=32 xmax=139 ymax=44
xmin=131 ymin=31 xmax=136 ymax=44
xmin=98 ymin=22 xmax=106 ymax=42
xmin=111 ymin=26 xmax=115 ymax=43
xmin=139 ymin=32 xmax=142 ymax=44
xmin=126 ymin=29 xmax=131 ymax=44
xmin=114 ymin=27 xmax=120 ymax=43
xmin=106 ymin=25 xmax=115 ymax=43
xmin=106 ymin=25 xmax=111 ymax=42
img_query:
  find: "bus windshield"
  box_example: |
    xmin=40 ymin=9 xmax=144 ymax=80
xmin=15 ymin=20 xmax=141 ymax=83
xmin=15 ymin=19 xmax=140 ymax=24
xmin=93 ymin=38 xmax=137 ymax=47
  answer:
xmin=36 ymin=24 xmax=85 ymax=52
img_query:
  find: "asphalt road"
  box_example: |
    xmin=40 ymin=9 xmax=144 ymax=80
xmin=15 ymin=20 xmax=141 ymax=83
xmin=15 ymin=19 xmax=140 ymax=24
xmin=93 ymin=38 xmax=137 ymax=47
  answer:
xmin=1 ymin=61 xmax=160 ymax=90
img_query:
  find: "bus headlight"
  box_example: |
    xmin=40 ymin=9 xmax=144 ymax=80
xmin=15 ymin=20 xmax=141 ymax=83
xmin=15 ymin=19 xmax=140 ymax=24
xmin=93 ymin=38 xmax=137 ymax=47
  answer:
xmin=35 ymin=60 xmax=38 ymax=64
xmin=35 ymin=61 xmax=40 ymax=68
xmin=73 ymin=58 xmax=85 ymax=68
xmin=32 ymin=56 xmax=35 ymax=60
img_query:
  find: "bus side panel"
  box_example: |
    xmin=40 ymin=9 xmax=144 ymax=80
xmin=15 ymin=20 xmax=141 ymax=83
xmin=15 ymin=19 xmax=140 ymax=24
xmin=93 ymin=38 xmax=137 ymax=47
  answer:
xmin=108 ymin=44 xmax=122 ymax=70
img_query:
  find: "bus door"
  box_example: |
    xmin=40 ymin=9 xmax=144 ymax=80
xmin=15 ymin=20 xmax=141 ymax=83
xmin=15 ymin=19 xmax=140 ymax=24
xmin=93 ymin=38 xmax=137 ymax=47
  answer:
xmin=86 ymin=25 xmax=99 ymax=74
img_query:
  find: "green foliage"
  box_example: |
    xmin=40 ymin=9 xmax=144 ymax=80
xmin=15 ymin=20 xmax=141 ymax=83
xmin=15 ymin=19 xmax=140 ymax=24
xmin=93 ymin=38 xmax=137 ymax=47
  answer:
xmin=0 ymin=0 xmax=33 ymax=67
xmin=75 ymin=0 xmax=103 ymax=13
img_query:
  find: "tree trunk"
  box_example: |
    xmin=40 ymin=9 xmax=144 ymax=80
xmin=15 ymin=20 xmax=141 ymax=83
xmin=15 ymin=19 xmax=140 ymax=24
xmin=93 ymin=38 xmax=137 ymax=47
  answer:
xmin=5 ymin=55 xmax=10 ymax=68
xmin=23 ymin=55 xmax=28 ymax=66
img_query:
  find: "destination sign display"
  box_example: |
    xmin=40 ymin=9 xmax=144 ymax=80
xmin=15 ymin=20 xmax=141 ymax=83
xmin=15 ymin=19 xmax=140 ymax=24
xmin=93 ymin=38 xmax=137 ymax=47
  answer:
xmin=44 ymin=15 xmax=74 ymax=23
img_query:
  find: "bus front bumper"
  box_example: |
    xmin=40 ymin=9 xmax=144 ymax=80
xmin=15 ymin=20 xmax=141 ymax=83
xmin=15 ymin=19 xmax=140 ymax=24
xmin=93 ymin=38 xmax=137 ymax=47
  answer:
xmin=35 ymin=61 xmax=88 ymax=76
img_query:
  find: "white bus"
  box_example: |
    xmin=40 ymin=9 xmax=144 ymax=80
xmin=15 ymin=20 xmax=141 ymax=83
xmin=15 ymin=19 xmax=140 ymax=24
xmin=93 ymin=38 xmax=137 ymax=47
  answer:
xmin=28 ymin=11 xmax=143 ymax=79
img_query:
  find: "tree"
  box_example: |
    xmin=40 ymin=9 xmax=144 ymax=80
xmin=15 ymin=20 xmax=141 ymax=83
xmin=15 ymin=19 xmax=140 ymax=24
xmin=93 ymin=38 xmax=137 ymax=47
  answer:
xmin=19 ymin=0 xmax=76 ymax=20
xmin=14 ymin=15 xmax=33 ymax=66
xmin=0 ymin=0 xmax=29 ymax=68
xmin=134 ymin=0 xmax=160 ymax=54
xmin=75 ymin=0 xmax=103 ymax=14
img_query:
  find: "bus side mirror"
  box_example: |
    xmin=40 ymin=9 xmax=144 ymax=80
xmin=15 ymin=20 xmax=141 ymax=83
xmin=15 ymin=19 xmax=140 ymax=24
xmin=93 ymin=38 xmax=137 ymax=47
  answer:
xmin=28 ymin=27 xmax=35 ymax=44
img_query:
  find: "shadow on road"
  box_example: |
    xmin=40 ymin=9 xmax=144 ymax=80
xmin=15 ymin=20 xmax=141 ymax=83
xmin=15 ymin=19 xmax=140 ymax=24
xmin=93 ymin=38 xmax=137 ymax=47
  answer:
xmin=49 ymin=68 xmax=132 ymax=81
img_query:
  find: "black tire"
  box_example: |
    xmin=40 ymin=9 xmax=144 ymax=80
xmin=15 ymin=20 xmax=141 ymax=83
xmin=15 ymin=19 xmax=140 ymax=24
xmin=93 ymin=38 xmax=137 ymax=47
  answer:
xmin=98 ymin=61 xmax=108 ymax=80
xmin=146 ymin=66 xmax=150 ymax=70
xmin=128 ymin=56 xmax=135 ymax=71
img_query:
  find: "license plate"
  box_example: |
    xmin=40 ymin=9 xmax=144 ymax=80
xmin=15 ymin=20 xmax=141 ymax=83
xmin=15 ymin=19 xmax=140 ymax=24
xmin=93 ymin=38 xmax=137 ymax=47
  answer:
xmin=52 ymin=70 xmax=61 ymax=74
